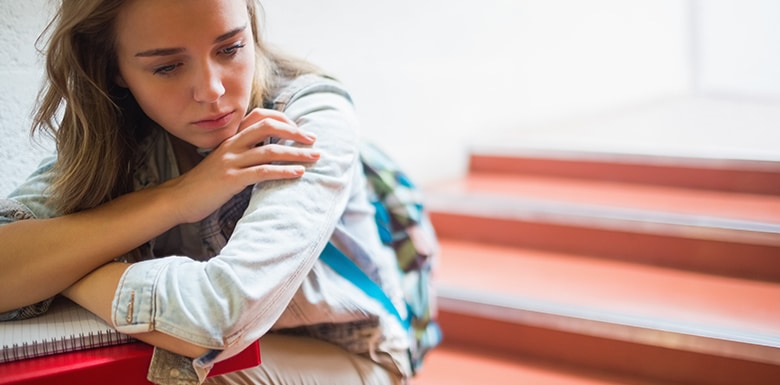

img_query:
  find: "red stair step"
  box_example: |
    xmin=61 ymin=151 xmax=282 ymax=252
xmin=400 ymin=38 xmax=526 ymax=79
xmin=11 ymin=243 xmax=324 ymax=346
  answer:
xmin=432 ymin=239 xmax=780 ymax=385
xmin=468 ymin=149 xmax=780 ymax=195
xmin=435 ymin=239 xmax=780 ymax=334
xmin=437 ymin=312 xmax=780 ymax=385
xmin=425 ymin=174 xmax=780 ymax=281
xmin=432 ymin=172 xmax=780 ymax=224
xmin=411 ymin=344 xmax=664 ymax=385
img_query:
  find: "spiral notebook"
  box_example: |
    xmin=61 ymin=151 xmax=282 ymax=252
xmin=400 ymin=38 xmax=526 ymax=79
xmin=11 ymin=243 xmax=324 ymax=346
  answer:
xmin=0 ymin=297 xmax=133 ymax=363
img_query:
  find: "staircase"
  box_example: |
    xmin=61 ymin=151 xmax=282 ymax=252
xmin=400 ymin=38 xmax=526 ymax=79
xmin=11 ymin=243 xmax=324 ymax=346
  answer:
xmin=412 ymin=148 xmax=780 ymax=385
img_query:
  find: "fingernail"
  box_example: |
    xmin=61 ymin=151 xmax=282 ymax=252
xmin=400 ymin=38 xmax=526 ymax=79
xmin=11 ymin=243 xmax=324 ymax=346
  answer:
xmin=304 ymin=132 xmax=317 ymax=141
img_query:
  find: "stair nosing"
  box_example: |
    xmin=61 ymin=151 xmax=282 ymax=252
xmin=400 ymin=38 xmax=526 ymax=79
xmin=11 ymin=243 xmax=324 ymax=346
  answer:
xmin=468 ymin=146 xmax=780 ymax=172
xmin=426 ymin=190 xmax=780 ymax=246
xmin=437 ymin=285 xmax=780 ymax=366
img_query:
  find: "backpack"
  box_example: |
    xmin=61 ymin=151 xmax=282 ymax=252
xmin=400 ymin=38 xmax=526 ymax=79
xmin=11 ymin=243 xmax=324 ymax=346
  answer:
xmin=320 ymin=142 xmax=442 ymax=374
xmin=271 ymin=75 xmax=442 ymax=373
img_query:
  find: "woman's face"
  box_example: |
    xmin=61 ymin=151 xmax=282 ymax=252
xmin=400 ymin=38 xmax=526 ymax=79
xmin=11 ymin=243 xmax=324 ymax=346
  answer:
xmin=114 ymin=0 xmax=256 ymax=150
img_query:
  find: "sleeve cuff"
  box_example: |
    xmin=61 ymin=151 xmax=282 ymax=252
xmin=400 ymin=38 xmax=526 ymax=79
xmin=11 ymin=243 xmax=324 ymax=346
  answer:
xmin=112 ymin=257 xmax=183 ymax=333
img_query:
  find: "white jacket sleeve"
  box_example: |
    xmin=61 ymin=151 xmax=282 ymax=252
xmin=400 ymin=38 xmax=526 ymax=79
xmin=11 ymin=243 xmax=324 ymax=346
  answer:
xmin=111 ymin=85 xmax=360 ymax=368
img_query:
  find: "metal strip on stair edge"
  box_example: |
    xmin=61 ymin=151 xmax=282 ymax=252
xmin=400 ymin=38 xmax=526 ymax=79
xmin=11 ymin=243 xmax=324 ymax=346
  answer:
xmin=425 ymin=190 xmax=780 ymax=246
xmin=437 ymin=285 xmax=780 ymax=365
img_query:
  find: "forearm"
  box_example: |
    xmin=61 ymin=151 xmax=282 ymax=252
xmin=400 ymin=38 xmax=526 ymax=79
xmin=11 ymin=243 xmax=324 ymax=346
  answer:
xmin=46 ymin=89 xmax=358 ymax=364
xmin=0 ymin=183 xmax=182 ymax=312
xmin=63 ymin=262 xmax=209 ymax=358
xmin=108 ymin=93 xmax=359 ymax=360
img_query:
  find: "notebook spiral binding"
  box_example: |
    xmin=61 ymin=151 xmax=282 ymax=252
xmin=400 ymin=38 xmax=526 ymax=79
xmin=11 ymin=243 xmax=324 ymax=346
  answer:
xmin=1 ymin=331 xmax=134 ymax=363
xmin=0 ymin=298 xmax=136 ymax=364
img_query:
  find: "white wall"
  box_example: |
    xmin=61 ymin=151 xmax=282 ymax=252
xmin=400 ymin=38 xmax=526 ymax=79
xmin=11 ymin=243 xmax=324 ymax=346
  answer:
xmin=694 ymin=0 xmax=780 ymax=98
xmin=0 ymin=0 xmax=53 ymax=197
xmin=1 ymin=0 xmax=775 ymax=198
xmin=261 ymin=0 xmax=691 ymax=184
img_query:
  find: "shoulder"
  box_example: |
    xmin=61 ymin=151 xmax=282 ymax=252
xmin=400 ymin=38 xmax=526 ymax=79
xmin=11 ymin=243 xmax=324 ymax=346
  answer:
xmin=267 ymin=74 xmax=353 ymax=112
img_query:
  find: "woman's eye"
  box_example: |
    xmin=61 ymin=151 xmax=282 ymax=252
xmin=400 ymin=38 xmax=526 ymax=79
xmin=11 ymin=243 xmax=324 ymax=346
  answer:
xmin=220 ymin=43 xmax=246 ymax=56
xmin=153 ymin=63 xmax=180 ymax=75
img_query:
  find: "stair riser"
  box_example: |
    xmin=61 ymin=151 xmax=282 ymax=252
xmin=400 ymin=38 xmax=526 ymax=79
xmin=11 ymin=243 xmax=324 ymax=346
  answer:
xmin=438 ymin=310 xmax=780 ymax=385
xmin=470 ymin=154 xmax=780 ymax=195
xmin=430 ymin=212 xmax=780 ymax=282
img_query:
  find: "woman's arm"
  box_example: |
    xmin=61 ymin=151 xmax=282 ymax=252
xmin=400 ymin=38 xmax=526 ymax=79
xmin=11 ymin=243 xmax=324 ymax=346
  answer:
xmin=0 ymin=110 xmax=318 ymax=312
xmin=62 ymin=262 xmax=209 ymax=358
xmin=0 ymin=185 xmax=183 ymax=312
xmin=68 ymin=85 xmax=361 ymax=362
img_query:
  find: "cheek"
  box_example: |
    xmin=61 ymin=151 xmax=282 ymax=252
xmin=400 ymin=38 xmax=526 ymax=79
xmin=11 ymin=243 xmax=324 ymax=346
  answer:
xmin=234 ymin=52 xmax=256 ymax=96
xmin=130 ymin=84 xmax=185 ymax=127
xmin=235 ymin=65 xmax=255 ymax=98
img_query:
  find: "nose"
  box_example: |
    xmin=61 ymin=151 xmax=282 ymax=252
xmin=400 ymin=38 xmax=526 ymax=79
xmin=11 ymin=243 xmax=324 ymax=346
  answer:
xmin=192 ymin=62 xmax=225 ymax=103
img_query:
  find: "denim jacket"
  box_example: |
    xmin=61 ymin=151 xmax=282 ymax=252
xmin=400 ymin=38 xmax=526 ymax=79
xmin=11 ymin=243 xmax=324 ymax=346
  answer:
xmin=0 ymin=75 xmax=411 ymax=385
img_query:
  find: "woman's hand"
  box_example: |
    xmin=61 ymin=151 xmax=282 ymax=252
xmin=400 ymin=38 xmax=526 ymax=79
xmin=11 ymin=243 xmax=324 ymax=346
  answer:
xmin=164 ymin=108 xmax=320 ymax=224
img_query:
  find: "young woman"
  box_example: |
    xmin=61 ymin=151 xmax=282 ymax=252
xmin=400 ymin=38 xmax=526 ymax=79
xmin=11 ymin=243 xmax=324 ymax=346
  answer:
xmin=0 ymin=1 xmax=410 ymax=384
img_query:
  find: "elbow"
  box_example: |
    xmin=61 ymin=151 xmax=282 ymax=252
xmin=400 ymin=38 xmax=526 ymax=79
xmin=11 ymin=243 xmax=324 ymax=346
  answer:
xmin=192 ymin=284 xmax=280 ymax=349
xmin=216 ymin=295 xmax=280 ymax=347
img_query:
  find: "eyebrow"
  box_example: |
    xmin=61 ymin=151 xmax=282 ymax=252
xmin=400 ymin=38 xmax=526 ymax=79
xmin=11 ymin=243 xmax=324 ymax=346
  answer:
xmin=134 ymin=25 xmax=248 ymax=57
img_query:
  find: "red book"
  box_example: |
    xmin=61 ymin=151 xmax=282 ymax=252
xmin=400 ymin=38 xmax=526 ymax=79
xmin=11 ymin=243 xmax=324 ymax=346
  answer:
xmin=0 ymin=298 xmax=261 ymax=384
xmin=0 ymin=340 xmax=260 ymax=385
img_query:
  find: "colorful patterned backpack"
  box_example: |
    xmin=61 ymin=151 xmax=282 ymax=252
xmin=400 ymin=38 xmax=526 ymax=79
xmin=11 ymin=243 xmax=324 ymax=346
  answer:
xmin=362 ymin=142 xmax=442 ymax=371
xmin=321 ymin=142 xmax=442 ymax=374
xmin=271 ymin=74 xmax=442 ymax=373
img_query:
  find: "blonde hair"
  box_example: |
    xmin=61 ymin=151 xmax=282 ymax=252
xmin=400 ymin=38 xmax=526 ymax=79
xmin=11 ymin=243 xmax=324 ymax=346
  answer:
xmin=33 ymin=0 xmax=321 ymax=214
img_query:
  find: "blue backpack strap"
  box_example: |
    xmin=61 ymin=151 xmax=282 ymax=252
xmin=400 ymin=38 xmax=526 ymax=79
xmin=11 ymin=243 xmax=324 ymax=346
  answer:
xmin=320 ymin=242 xmax=410 ymax=330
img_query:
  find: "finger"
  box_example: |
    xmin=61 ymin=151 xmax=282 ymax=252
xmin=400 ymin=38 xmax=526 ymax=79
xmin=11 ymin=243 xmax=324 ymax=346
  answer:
xmin=237 ymin=108 xmax=294 ymax=133
xmin=237 ymin=144 xmax=321 ymax=168
xmin=238 ymin=164 xmax=306 ymax=185
xmin=234 ymin=117 xmax=317 ymax=149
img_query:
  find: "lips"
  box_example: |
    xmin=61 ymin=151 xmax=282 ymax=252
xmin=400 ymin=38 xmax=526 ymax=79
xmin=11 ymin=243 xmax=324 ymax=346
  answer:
xmin=193 ymin=111 xmax=235 ymax=130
